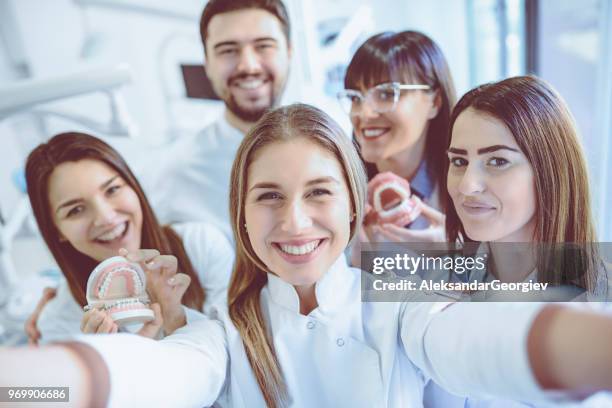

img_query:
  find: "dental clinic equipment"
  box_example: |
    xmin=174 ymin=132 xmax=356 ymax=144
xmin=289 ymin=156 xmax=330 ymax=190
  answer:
xmin=75 ymin=0 xmax=220 ymax=139
xmin=0 ymin=64 xmax=135 ymax=136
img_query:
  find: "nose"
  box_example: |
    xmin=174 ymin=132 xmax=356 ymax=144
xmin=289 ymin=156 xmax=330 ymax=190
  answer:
xmin=280 ymin=200 xmax=312 ymax=234
xmin=236 ymin=46 xmax=262 ymax=74
xmin=457 ymin=164 xmax=486 ymax=196
xmin=93 ymin=199 xmax=117 ymax=227
xmin=355 ymin=97 xmax=379 ymax=120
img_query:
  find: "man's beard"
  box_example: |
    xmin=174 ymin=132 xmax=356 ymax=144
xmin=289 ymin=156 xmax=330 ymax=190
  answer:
xmin=225 ymin=93 xmax=274 ymax=123
xmin=224 ymin=72 xmax=286 ymax=123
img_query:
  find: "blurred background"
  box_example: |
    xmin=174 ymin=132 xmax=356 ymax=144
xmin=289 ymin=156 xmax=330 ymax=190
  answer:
xmin=0 ymin=0 xmax=610 ymax=344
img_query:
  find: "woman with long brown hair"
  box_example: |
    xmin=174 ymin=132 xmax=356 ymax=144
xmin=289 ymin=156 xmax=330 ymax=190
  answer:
xmin=4 ymin=104 xmax=612 ymax=408
xmin=25 ymin=132 xmax=233 ymax=342
xmin=445 ymin=76 xmax=608 ymax=298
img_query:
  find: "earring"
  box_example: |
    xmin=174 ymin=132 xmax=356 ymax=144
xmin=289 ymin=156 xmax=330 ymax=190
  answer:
xmin=350 ymin=212 xmax=356 ymax=222
xmin=244 ymin=223 xmax=248 ymax=233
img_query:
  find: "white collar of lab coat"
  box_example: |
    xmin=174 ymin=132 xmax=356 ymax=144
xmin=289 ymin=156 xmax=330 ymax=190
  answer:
xmin=265 ymin=254 xmax=354 ymax=315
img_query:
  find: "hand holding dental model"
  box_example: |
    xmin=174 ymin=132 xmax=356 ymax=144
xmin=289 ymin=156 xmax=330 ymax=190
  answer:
xmin=366 ymin=172 xmax=421 ymax=226
xmin=82 ymin=255 xmax=163 ymax=337
xmin=355 ymin=172 xmax=446 ymax=247
xmin=84 ymin=256 xmax=154 ymax=327
xmin=119 ymin=248 xmax=192 ymax=335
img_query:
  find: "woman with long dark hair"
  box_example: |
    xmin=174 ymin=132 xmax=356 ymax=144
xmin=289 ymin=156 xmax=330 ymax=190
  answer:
xmin=26 ymin=132 xmax=232 ymax=342
xmin=444 ymin=75 xmax=608 ymax=299
xmin=340 ymin=31 xmax=453 ymax=243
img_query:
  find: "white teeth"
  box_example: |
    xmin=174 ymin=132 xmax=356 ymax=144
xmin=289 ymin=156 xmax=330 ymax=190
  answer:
xmin=97 ymin=223 xmax=127 ymax=242
xmin=362 ymin=128 xmax=387 ymax=138
xmin=98 ymin=266 xmax=143 ymax=298
xmin=279 ymin=240 xmax=320 ymax=256
xmin=236 ymin=79 xmax=264 ymax=89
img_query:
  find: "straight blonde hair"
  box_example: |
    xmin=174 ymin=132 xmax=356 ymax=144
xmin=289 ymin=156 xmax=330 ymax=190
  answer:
xmin=228 ymin=103 xmax=367 ymax=407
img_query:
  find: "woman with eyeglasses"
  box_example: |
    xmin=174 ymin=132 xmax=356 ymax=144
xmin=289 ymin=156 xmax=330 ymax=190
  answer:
xmin=339 ymin=31 xmax=454 ymax=244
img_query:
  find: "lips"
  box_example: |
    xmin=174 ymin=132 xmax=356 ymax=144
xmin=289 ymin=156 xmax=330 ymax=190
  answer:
xmin=360 ymin=127 xmax=390 ymax=139
xmin=230 ymin=74 xmax=270 ymax=93
xmin=273 ymin=238 xmax=326 ymax=264
xmin=234 ymin=78 xmax=266 ymax=89
xmin=461 ymin=201 xmax=496 ymax=216
xmin=93 ymin=221 xmax=129 ymax=244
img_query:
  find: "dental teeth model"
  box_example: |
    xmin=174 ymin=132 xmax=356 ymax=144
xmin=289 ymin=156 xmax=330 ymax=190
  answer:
xmin=367 ymin=172 xmax=421 ymax=227
xmin=85 ymin=256 xmax=154 ymax=326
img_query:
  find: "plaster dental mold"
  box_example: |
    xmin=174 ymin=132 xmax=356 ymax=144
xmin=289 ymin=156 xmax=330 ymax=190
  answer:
xmin=84 ymin=256 xmax=154 ymax=326
xmin=367 ymin=172 xmax=421 ymax=226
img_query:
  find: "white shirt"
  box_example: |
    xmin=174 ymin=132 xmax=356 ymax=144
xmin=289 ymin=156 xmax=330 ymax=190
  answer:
xmin=79 ymin=256 xmax=554 ymax=408
xmin=147 ymin=116 xmax=244 ymax=240
xmin=38 ymin=222 xmax=233 ymax=344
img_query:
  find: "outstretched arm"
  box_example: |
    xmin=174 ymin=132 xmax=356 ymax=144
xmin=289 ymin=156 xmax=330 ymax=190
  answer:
xmin=1 ymin=317 xmax=228 ymax=407
xmin=0 ymin=343 xmax=102 ymax=408
xmin=528 ymin=305 xmax=612 ymax=392
xmin=401 ymin=302 xmax=612 ymax=402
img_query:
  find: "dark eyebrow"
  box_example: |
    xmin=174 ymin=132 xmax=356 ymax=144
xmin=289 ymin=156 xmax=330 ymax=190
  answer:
xmin=447 ymin=145 xmax=520 ymax=155
xmin=447 ymin=147 xmax=467 ymax=155
xmin=214 ymin=37 xmax=278 ymax=51
xmin=254 ymin=37 xmax=278 ymax=43
xmin=213 ymin=41 xmax=239 ymax=50
xmin=477 ymin=145 xmax=520 ymax=154
xmin=248 ymin=177 xmax=340 ymax=192
xmin=55 ymin=175 xmax=119 ymax=214
xmin=55 ymin=198 xmax=84 ymax=215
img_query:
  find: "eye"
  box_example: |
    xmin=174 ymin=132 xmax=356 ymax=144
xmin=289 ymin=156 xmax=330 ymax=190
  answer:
xmin=487 ymin=157 xmax=510 ymax=167
xmin=218 ymin=48 xmax=237 ymax=56
xmin=66 ymin=205 xmax=85 ymax=218
xmin=449 ymin=157 xmax=468 ymax=167
xmin=308 ymin=188 xmax=331 ymax=198
xmin=257 ymin=191 xmax=283 ymax=201
xmin=347 ymin=94 xmax=362 ymax=103
xmin=377 ymin=90 xmax=395 ymax=101
xmin=256 ymin=43 xmax=275 ymax=51
xmin=106 ymin=184 xmax=122 ymax=196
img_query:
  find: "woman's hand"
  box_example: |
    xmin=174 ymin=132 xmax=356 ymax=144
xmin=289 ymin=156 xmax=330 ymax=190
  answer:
xmin=80 ymin=303 xmax=164 ymax=338
xmin=24 ymin=287 xmax=57 ymax=345
xmin=80 ymin=307 xmax=118 ymax=334
xmin=373 ymin=197 xmax=446 ymax=243
xmin=119 ymin=248 xmax=191 ymax=335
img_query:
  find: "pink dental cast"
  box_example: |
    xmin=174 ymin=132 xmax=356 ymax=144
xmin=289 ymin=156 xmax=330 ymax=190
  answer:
xmin=84 ymin=256 xmax=154 ymax=326
xmin=368 ymin=172 xmax=421 ymax=227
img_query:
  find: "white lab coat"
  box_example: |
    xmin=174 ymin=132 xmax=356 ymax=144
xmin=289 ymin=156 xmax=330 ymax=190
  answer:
xmin=145 ymin=116 xmax=244 ymax=240
xmin=78 ymin=256 xmax=556 ymax=408
xmin=38 ymin=222 xmax=233 ymax=344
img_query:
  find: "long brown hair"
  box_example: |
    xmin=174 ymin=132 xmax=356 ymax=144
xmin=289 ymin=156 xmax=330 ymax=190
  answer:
xmin=444 ymin=76 xmax=598 ymax=290
xmin=25 ymin=132 xmax=205 ymax=309
xmin=228 ymin=103 xmax=367 ymax=407
xmin=344 ymin=30 xmax=457 ymax=189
